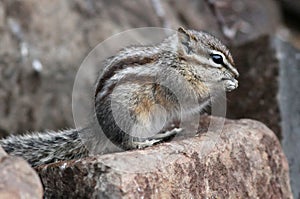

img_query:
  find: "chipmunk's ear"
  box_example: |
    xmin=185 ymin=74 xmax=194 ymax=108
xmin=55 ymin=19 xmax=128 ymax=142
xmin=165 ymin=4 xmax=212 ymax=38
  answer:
xmin=177 ymin=27 xmax=197 ymax=55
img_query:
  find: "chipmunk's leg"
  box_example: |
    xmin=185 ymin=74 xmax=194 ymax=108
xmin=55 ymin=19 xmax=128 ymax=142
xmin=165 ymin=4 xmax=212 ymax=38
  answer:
xmin=131 ymin=121 xmax=183 ymax=149
xmin=129 ymin=84 xmax=167 ymax=148
xmin=133 ymin=84 xmax=183 ymax=148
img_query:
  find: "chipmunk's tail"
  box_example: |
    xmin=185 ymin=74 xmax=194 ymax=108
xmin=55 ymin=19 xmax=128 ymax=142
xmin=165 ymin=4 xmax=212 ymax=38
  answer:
xmin=0 ymin=128 xmax=89 ymax=167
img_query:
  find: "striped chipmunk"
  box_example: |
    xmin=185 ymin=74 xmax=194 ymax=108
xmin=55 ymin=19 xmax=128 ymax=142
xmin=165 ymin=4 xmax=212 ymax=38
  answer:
xmin=0 ymin=27 xmax=239 ymax=167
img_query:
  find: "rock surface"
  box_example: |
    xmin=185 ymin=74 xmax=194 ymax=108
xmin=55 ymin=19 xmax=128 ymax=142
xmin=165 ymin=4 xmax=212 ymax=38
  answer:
xmin=228 ymin=34 xmax=300 ymax=199
xmin=276 ymin=37 xmax=300 ymax=199
xmin=0 ymin=146 xmax=43 ymax=199
xmin=227 ymin=35 xmax=281 ymax=139
xmin=280 ymin=0 xmax=300 ymax=19
xmin=0 ymin=0 xmax=297 ymax=198
xmin=37 ymin=117 xmax=292 ymax=199
xmin=0 ymin=0 xmax=281 ymax=138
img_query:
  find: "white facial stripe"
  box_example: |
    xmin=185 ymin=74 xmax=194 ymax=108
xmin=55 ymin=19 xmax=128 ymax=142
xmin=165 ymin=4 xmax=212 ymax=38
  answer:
xmin=111 ymin=65 xmax=160 ymax=81
xmin=192 ymin=54 xmax=222 ymax=68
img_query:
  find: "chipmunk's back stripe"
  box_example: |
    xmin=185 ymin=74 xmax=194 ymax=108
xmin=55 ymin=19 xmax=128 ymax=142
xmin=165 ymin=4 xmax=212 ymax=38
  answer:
xmin=97 ymin=64 xmax=161 ymax=101
xmin=95 ymin=53 xmax=159 ymax=99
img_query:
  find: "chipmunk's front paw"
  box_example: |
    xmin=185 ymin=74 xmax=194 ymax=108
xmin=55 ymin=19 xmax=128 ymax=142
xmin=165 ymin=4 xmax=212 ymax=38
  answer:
xmin=150 ymin=128 xmax=182 ymax=140
xmin=131 ymin=128 xmax=182 ymax=149
xmin=224 ymin=79 xmax=238 ymax=92
xmin=132 ymin=139 xmax=161 ymax=149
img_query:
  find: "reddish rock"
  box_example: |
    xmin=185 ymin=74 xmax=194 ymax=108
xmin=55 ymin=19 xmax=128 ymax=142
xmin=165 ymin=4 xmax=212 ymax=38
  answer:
xmin=37 ymin=117 xmax=292 ymax=198
xmin=0 ymin=146 xmax=7 ymax=157
xmin=0 ymin=146 xmax=43 ymax=199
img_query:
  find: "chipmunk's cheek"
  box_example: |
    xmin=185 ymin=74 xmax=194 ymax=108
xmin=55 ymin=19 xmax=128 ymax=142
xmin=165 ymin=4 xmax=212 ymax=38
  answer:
xmin=224 ymin=79 xmax=238 ymax=92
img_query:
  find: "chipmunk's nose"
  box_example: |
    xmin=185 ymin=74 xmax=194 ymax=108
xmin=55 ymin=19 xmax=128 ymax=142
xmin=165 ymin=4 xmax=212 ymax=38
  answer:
xmin=234 ymin=70 xmax=239 ymax=79
xmin=226 ymin=63 xmax=239 ymax=79
xmin=231 ymin=67 xmax=239 ymax=79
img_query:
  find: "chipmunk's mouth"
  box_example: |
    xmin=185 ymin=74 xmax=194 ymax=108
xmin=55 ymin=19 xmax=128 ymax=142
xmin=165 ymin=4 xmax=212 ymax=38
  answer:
xmin=221 ymin=78 xmax=238 ymax=92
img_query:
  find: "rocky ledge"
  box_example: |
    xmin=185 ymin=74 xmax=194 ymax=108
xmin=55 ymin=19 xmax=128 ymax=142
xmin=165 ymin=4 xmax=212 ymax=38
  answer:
xmin=36 ymin=117 xmax=292 ymax=199
xmin=0 ymin=146 xmax=43 ymax=199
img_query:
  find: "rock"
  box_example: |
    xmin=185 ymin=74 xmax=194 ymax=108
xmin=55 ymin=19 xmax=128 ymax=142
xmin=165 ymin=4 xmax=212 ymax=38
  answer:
xmin=0 ymin=0 xmax=290 ymax=197
xmin=280 ymin=0 xmax=300 ymax=19
xmin=226 ymin=29 xmax=300 ymax=198
xmin=275 ymin=37 xmax=300 ymax=199
xmin=196 ymin=0 xmax=281 ymax=45
xmin=227 ymin=35 xmax=282 ymax=139
xmin=0 ymin=0 xmax=281 ymax=138
xmin=0 ymin=146 xmax=43 ymax=199
xmin=0 ymin=146 xmax=7 ymax=157
xmin=36 ymin=117 xmax=292 ymax=198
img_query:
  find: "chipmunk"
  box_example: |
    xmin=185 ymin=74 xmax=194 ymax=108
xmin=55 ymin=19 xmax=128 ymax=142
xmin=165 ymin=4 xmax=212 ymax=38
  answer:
xmin=0 ymin=27 xmax=239 ymax=167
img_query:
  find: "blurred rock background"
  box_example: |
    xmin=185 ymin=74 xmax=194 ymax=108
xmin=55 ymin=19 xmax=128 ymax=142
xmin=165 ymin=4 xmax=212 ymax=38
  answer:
xmin=0 ymin=0 xmax=299 ymax=198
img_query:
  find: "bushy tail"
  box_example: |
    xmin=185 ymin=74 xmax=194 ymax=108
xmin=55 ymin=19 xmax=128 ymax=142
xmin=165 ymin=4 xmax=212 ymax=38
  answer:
xmin=0 ymin=128 xmax=89 ymax=167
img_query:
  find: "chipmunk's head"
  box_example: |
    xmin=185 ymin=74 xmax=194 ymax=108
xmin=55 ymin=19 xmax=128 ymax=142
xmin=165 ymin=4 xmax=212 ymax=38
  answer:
xmin=176 ymin=27 xmax=239 ymax=92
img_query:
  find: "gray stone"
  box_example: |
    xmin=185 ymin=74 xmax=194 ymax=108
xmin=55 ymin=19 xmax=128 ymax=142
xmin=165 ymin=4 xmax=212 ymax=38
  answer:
xmin=276 ymin=37 xmax=300 ymax=199
xmin=280 ymin=0 xmax=300 ymax=18
xmin=227 ymin=35 xmax=281 ymax=139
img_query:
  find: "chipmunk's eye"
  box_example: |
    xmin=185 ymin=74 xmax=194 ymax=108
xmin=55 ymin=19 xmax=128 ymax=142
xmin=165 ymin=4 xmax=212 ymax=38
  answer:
xmin=211 ymin=54 xmax=224 ymax=65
